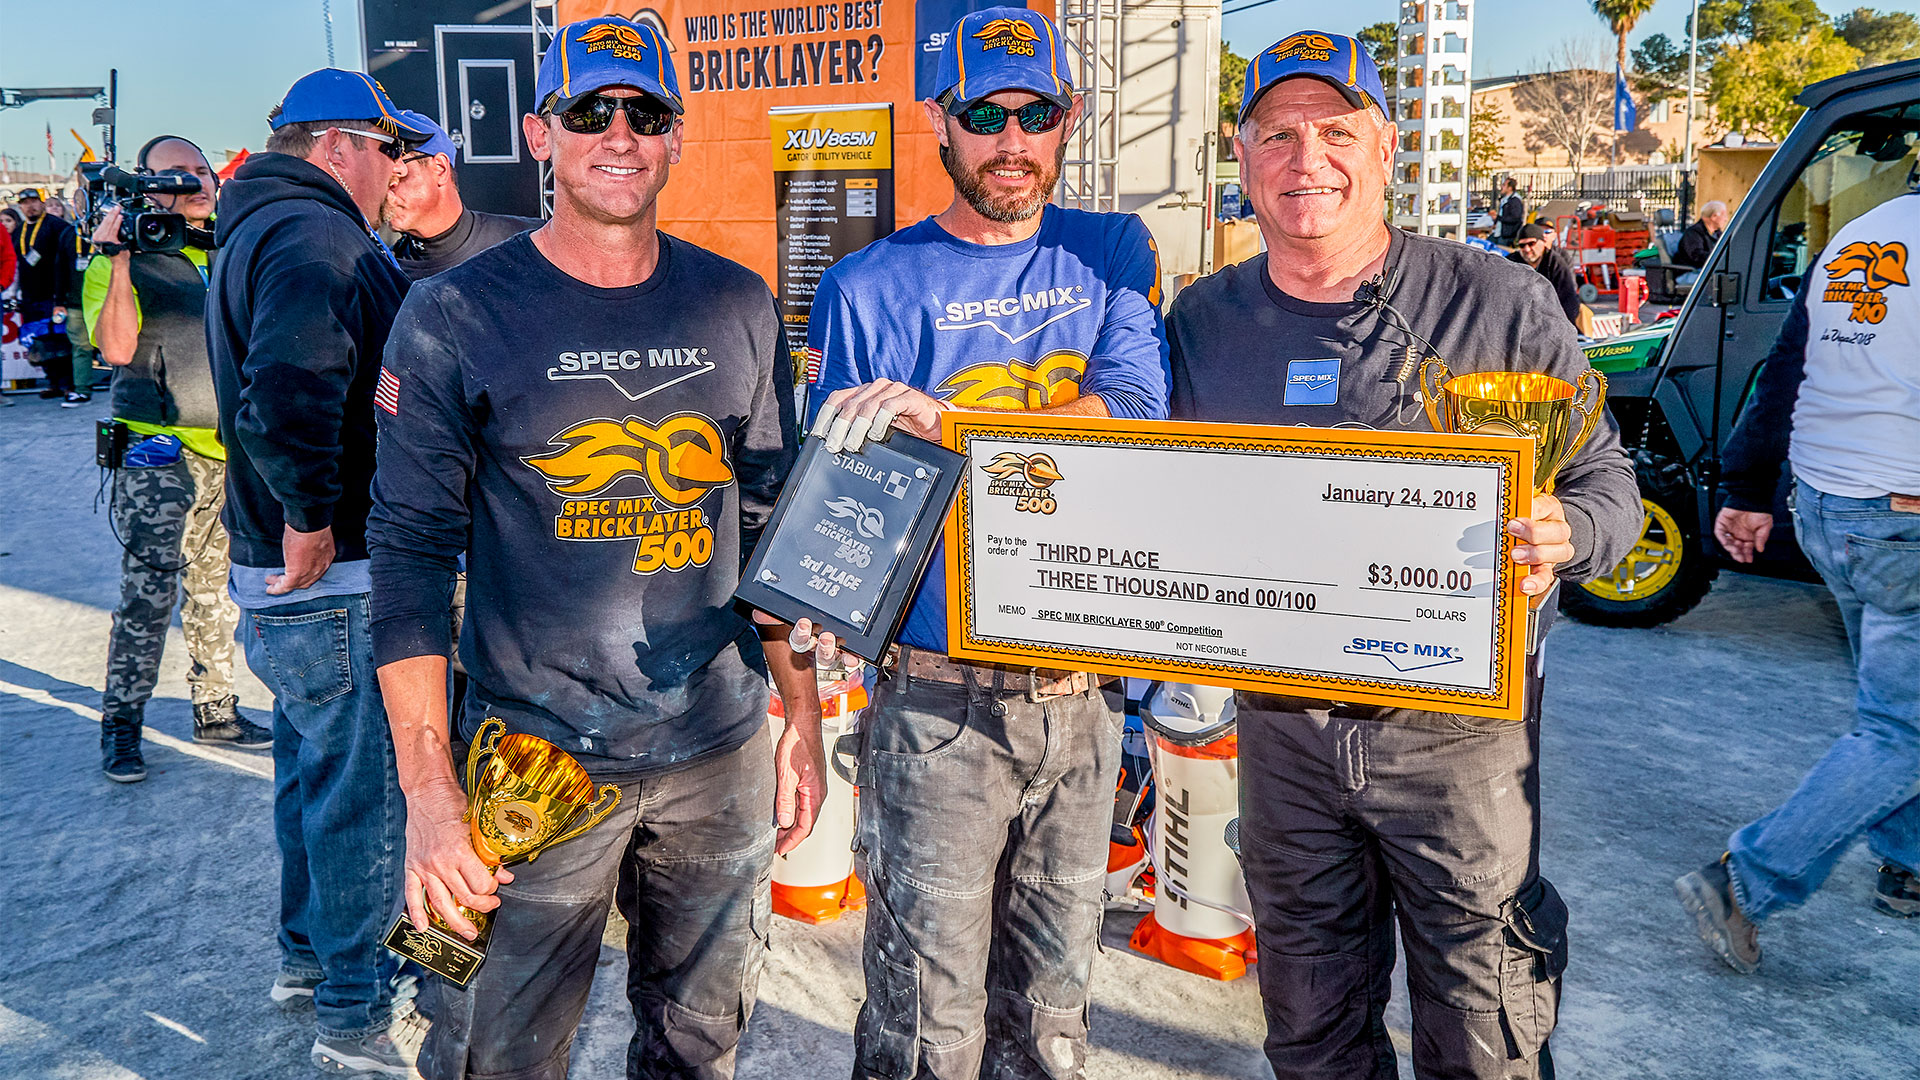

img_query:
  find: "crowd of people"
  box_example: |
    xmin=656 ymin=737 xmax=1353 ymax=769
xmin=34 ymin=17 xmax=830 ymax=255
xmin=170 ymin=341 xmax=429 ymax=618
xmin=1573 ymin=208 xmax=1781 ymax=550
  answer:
xmin=5 ymin=13 xmax=1913 ymax=1080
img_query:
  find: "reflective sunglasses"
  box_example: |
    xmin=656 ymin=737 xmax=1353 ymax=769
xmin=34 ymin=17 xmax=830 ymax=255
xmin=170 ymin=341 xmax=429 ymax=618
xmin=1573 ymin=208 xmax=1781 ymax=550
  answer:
xmin=554 ymin=94 xmax=677 ymax=136
xmin=316 ymin=126 xmax=407 ymax=160
xmin=952 ymin=99 xmax=1067 ymax=136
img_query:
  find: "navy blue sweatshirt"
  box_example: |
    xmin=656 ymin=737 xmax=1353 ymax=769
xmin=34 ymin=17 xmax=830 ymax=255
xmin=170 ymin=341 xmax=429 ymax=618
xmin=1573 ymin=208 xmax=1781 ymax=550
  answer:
xmin=366 ymin=231 xmax=799 ymax=776
xmin=206 ymin=152 xmax=411 ymax=568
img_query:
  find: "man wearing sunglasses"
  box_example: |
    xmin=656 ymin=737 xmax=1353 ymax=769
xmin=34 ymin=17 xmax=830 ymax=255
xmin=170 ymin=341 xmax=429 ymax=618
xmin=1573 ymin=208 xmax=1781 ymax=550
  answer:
xmin=205 ymin=68 xmax=432 ymax=1078
xmin=385 ymin=111 xmax=542 ymax=282
xmin=804 ymin=8 xmax=1168 ymax=1078
xmin=367 ymin=16 xmax=824 ymax=1080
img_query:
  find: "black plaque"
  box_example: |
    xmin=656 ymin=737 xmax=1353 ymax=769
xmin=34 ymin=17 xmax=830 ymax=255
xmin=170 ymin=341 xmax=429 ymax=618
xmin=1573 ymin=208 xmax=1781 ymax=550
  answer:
xmin=384 ymin=914 xmax=488 ymax=987
xmin=737 ymin=433 xmax=964 ymax=663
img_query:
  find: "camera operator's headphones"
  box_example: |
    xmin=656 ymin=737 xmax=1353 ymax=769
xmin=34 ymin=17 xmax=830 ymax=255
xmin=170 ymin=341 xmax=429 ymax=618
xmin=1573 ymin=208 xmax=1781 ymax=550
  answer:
xmin=133 ymin=134 xmax=218 ymax=250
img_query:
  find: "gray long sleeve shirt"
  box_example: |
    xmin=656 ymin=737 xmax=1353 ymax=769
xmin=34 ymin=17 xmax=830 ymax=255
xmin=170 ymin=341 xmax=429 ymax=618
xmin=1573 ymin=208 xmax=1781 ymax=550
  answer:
xmin=1168 ymin=228 xmax=1640 ymax=588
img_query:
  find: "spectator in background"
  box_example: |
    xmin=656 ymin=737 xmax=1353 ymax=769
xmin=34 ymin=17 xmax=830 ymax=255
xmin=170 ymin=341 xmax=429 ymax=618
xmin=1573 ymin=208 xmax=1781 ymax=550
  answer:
xmin=63 ymin=195 xmax=99 ymax=407
xmin=0 ymin=208 xmax=13 ymax=407
xmin=1679 ymin=187 xmax=1920 ymax=972
xmin=88 ymin=135 xmax=268 ymax=784
xmin=1508 ymin=222 xmax=1582 ymax=326
xmin=1497 ymin=176 xmax=1525 ymax=244
xmin=205 ymin=69 xmax=430 ymax=1078
xmin=1675 ymin=200 xmax=1730 ymax=269
xmin=12 ymin=187 xmax=79 ymax=400
xmin=384 ymin=110 xmax=540 ymax=281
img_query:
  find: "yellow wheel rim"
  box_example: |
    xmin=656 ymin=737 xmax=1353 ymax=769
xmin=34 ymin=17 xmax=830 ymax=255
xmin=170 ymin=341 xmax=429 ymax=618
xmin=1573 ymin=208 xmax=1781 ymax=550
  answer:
xmin=1582 ymin=498 xmax=1684 ymax=602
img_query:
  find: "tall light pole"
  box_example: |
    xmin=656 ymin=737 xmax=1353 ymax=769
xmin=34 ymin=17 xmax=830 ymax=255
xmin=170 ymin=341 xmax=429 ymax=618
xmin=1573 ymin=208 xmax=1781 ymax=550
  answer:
xmin=1683 ymin=0 xmax=1698 ymax=172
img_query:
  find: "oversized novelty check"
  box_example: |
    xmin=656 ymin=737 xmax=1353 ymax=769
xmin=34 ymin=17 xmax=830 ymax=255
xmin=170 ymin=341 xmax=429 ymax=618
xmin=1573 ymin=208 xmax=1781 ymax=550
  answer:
xmin=942 ymin=414 xmax=1537 ymax=721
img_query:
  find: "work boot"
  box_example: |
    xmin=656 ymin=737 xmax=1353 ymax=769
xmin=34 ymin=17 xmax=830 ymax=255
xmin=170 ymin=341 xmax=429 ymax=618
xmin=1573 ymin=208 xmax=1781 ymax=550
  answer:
xmin=270 ymin=971 xmax=322 ymax=1012
xmin=1675 ymin=855 xmax=1761 ymax=973
xmin=193 ymin=695 xmax=273 ymax=749
xmin=1874 ymin=864 xmax=1920 ymax=919
xmin=311 ymin=998 xmax=429 ymax=1078
xmin=101 ymin=712 xmax=147 ymax=783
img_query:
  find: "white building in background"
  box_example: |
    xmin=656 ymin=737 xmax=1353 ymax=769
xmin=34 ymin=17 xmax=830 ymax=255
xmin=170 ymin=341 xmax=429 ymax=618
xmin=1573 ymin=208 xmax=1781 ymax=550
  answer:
xmin=1394 ymin=0 xmax=1474 ymax=238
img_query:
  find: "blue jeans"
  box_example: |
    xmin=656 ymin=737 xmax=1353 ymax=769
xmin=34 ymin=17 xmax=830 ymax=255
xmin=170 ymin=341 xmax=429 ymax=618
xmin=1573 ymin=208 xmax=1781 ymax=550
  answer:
xmin=244 ymin=591 xmax=407 ymax=1038
xmin=1728 ymin=481 xmax=1920 ymax=920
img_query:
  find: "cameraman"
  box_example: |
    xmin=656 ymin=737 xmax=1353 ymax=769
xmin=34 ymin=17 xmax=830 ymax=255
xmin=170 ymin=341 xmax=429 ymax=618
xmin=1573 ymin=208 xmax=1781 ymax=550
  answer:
xmin=87 ymin=135 xmax=269 ymax=784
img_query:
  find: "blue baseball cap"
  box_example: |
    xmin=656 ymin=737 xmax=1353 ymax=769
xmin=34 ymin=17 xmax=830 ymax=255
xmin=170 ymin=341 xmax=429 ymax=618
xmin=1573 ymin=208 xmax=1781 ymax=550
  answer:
xmin=396 ymin=111 xmax=458 ymax=161
xmin=1239 ymin=31 xmax=1390 ymax=125
xmin=537 ymin=16 xmax=683 ymax=115
xmin=270 ymin=68 xmax=432 ymax=142
xmin=933 ymin=7 xmax=1072 ymax=111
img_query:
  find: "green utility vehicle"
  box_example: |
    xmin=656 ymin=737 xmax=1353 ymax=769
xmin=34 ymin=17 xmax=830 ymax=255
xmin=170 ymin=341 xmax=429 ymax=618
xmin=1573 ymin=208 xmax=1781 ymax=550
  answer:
xmin=1560 ymin=59 xmax=1920 ymax=627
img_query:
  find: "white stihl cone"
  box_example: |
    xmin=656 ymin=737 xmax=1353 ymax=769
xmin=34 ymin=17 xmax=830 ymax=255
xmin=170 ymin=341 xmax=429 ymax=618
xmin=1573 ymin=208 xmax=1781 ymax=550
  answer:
xmin=1131 ymin=683 xmax=1257 ymax=981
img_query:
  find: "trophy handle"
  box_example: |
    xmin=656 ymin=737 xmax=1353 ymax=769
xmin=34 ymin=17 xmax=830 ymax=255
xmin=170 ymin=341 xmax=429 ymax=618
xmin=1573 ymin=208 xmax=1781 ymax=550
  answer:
xmin=542 ymin=784 xmax=623 ymax=853
xmin=1547 ymin=368 xmax=1609 ymax=493
xmin=464 ymin=717 xmax=506 ymax=806
xmin=1418 ymin=357 xmax=1451 ymax=432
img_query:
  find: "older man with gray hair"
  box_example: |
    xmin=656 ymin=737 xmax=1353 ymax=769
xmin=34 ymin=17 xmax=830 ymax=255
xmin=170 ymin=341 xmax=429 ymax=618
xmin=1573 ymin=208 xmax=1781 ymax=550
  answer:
xmin=1165 ymin=30 xmax=1640 ymax=1080
xmin=1676 ymin=200 xmax=1730 ymax=269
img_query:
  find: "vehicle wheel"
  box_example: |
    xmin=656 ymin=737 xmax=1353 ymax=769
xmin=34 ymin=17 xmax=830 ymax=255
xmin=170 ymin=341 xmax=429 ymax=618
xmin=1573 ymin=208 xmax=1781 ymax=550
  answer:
xmin=1578 ymin=282 xmax=1600 ymax=303
xmin=1560 ymin=457 xmax=1717 ymax=627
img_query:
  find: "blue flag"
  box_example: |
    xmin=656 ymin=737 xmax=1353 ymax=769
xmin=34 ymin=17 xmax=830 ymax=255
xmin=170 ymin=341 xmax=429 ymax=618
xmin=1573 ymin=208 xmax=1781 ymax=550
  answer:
xmin=1615 ymin=65 xmax=1638 ymax=131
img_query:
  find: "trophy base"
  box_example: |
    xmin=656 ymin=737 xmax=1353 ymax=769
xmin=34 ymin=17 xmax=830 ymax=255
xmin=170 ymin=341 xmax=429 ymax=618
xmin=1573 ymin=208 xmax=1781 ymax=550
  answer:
xmin=384 ymin=915 xmax=489 ymax=987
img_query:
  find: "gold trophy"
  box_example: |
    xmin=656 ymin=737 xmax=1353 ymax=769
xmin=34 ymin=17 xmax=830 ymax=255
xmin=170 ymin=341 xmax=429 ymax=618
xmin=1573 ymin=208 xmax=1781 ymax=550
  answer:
xmin=1418 ymin=361 xmax=1607 ymax=493
xmin=383 ymin=717 xmax=620 ymax=986
xmin=1419 ymin=359 xmax=1608 ymax=650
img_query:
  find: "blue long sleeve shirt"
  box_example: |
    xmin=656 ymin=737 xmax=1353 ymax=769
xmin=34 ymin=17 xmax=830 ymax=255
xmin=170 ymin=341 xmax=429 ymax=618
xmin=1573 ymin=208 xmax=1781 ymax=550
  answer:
xmin=807 ymin=205 xmax=1170 ymax=654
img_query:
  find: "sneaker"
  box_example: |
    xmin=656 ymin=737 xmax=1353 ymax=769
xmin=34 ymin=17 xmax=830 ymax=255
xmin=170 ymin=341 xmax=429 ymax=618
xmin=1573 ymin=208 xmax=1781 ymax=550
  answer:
xmin=1874 ymin=864 xmax=1920 ymax=918
xmin=270 ymin=971 xmax=321 ymax=1012
xmin=311 ymin=1000 xmax=429 ymax=1078
xmin=1675 ymin=856 xmax=1761 ymax=974
xmin=60 ymin=391 xmax=91 ymax=408
xmin=101 ymin=713 xmax=147 ymax=783
xmin=193 ymin=696 xmax=273 ymax=750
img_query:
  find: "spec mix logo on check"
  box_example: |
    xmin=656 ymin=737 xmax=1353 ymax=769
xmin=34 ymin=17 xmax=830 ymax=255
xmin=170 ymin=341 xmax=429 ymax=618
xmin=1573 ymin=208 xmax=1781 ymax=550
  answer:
xmin=1343 ymin=637 xmax=1465 ymax=673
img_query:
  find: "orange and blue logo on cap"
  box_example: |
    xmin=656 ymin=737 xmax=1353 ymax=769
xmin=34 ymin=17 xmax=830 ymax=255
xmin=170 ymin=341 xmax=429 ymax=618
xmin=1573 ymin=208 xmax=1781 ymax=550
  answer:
xmin=973 ymin=17 xmax=1041 ymax=57
xmin=579 ymin=22 xmax=649 ymax=54
xmin=1268 ymin=33 xmax=1337 ymax=63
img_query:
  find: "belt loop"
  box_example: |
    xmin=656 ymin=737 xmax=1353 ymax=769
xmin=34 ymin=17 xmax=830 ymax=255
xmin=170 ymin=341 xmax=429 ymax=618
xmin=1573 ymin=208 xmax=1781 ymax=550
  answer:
xmin=1025 ymin=667 xmax=1042 ymax=704
xmin=992 ymin=666 xmax=1006 ymax=702
xmin=895 ymin=645 xmax=913 ymax=692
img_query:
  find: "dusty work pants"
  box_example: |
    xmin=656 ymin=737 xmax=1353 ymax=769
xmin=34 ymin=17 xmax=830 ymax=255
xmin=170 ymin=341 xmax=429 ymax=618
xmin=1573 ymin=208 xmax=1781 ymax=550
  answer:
xmin=423 ymin=724 xmax=776 ymax=1080
xmin=1237 ymin=681 xmax=1564 ymax=1080
xmin=854 ymin=668 xmax=1121 ymax=1080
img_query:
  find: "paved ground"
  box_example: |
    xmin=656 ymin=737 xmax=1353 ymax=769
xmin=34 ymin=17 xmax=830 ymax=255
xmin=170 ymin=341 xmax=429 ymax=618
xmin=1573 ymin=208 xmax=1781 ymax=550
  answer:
xmin=1 ymin=394 xmax=1914 ymax=1079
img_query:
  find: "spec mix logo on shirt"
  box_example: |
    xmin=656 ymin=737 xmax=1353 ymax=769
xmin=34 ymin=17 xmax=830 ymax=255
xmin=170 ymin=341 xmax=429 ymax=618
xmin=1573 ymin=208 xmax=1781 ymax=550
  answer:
xmin=938 ymin=350 xmax=1088 ymax=410
xmin=981 ymin=451 xmax=1063 ymax=515
xmin=1822 ymin=240 xmax=1909 ymax=324
xmin=935 ymin=286 xmax=1090 ymax=343
xmin=521 ymin=413 xmax=735 ymax=576
xmin=1284 ymin=358 xmax=1341 ymax=406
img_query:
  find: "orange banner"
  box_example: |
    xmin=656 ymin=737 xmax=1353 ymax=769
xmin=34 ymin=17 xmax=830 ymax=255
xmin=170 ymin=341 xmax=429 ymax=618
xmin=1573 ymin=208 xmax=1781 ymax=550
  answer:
xmin=561 ymin=0 xmax=1052 ymax=286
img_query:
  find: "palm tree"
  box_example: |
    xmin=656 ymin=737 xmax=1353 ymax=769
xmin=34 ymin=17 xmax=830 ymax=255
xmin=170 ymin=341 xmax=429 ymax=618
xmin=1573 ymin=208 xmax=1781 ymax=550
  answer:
xmin=1591 ymin=0 xmax=1659 ymax=78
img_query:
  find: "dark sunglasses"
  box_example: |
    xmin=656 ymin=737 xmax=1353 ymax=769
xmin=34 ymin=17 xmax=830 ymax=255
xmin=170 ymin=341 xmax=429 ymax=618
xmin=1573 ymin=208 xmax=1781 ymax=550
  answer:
xmin=554 ymin=94 xmax=676 ymax=136
xmin=952 ymin=99 xmax=1067 ymax=136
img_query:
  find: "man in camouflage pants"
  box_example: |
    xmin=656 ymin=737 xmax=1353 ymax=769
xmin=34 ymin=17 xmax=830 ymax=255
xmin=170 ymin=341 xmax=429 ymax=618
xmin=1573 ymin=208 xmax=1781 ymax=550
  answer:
xmin=87 ymin=135 xmax=271 ymax=782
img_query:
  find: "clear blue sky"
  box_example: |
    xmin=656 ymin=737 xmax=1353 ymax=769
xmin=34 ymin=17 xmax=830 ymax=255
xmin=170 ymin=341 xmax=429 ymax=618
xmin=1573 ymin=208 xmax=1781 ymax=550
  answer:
xmin=3 ymin=0 xmax=1917 ymax=173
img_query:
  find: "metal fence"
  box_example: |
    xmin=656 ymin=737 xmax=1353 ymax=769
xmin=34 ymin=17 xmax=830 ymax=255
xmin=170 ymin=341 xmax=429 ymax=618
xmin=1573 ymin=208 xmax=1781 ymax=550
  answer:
xmin=1471 ymin=165 xmax=1697 ymax=226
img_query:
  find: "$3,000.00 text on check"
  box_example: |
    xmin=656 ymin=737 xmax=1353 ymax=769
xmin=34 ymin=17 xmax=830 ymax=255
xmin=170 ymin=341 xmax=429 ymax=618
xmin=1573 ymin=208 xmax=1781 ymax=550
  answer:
xmin=942 ymin=414 xmax=1537 ymax=721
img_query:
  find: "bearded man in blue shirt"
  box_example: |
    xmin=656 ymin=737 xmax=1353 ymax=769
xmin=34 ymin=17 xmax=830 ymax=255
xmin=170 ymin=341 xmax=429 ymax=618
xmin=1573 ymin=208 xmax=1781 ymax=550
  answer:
xmin=806 ymin=9 xmax=1168 ymax=1077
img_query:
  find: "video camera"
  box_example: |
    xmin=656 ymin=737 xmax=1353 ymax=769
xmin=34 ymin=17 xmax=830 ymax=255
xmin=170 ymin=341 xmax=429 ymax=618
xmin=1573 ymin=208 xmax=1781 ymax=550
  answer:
xmin=80 ymin=162 xmax=204 ymax=254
